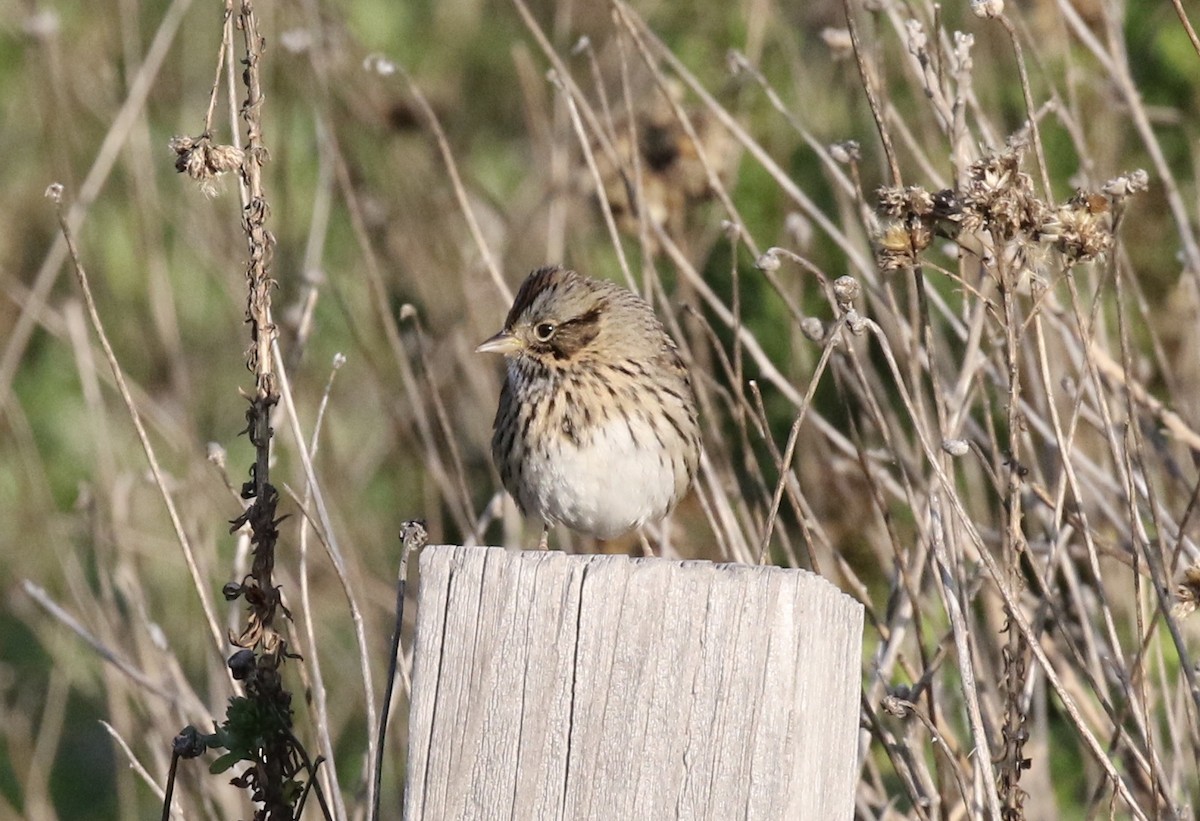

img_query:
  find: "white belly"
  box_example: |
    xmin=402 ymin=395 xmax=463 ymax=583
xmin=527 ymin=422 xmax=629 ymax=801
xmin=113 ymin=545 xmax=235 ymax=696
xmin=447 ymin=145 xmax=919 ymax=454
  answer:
xmin=520 ymin=415 xmax=679 ymax=539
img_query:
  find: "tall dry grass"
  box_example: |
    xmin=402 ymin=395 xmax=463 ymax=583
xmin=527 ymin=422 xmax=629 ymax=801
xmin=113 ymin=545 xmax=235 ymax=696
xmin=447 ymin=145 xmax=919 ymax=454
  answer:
xmin=3 ymin=0 xmax=1200 ymax=817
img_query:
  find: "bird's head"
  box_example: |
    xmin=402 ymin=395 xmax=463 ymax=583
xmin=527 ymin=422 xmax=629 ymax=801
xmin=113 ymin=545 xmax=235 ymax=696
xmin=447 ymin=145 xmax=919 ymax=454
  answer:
xmin=476 ymin=266 xmax=621 ymax=365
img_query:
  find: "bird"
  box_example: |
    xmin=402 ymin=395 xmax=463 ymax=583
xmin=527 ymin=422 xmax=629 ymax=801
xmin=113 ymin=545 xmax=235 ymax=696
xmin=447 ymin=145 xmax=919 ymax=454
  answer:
xmin=477 ymin=265 xmax=700 ymax=549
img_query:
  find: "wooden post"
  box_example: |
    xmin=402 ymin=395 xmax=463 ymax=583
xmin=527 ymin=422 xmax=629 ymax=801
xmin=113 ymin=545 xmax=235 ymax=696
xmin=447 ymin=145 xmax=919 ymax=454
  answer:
xmin=404 ymin=546 xmax=863 ymax=820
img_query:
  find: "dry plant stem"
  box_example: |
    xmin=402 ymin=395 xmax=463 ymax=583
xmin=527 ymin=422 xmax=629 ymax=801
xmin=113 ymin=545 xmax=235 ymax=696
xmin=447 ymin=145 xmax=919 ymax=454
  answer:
xmin=313 ymin=115 xmax=477 ymax=536
xmin=841 ymin=0 xmax=901 ymax=187
xmin=227 ymin=3 xmax=309 ymax=816
xmin=63 ymin=300 xmax=118 ymax=516
xmin=203 ymin=2 xmax=234 ymax=135
xmin=1118 ymin=432 xmax=1165 ymax=808
xmin=272 ymin=339 xmax=379 ymax=811
xmin=0 ymin=0 xmax=195 ymax=409
xmin=1036 ymin=292 xmax=1166 ymax=763
xmin=747 ymin=384 xmax=815 ymax=570
xmin=906 ymin=269 xmax=943 ymax=465
xmin=115 ymin=6 xmax=188 ymax=428
xmin=616 ymin=6 xmax=875 ymax=280
xmin=543 ymin=43 xmax=571 ymax=264
xmin=46 ymin=190 xmax=226 ymax=659
xmin=695 ymin=447 xmax=752 ymax=564
xmin=1060 ymin=275 xmax=1138 ymax=672
xmin=686 ymin=312 xmax=758 ymax=561
xmin=297 ymin=356 xmax=349 ymax=821
xmin=996 ymin=15 xmax=1052 ymax=198
xmin=757 ymin=322 xmax=843 ymax=562
xmin=859 ymin=699 xmax=933 ymax=818
xmin=288 ymin=124 xmax=335 ymax=369
xmin=407 ymin=315 xmax=478 ymax=527
xmin=728 ymin=242 xmax=745 ymax=458
xmin=239 ymin=2 xmax=274 ymax=402
xmin=509 ymin=0 xmax=630 ymax=180
xmin=223 ymin=10 xmax=249 ymax=205
xmin=22 ymin=580 xmax=176 ymax=703
xmin=614 ymin=4 xmax=759 ymax=260
xmin=28 ymin=671 xmax=66 ymax=819
xmin=71 ymin=292 xmax=142 ymax=821
xmin=1055 ymin=0 xmax=1200 ymax=272
xmin=997 ymin=256 xmax=1030 ymax=815
xmin=835 ymin=347 xmax=938 ymax=717
xmin=728 ymin=53 xmax=857 ymax=201
xmin=896 ymin=696 xmax=972 ymax=812
xmin=393 ymin=63 xmax=511 ymax=303
xmin=928 ymin=502 xmax=1001 ymax=821
xmin=1028 ymin=301 xmax=1082 ymax=545
xmin=373 ymin=522 xmax=426 ymax=821
xmin=612 ymin=32 xmax=659 ymax=286
xmin=101 ymin=722 xmax=172 ymax=809
xmin=1169 ymin=0 xmax=1200 ymax=57
xmin=551 ymin=71 xmax=636 ymax=292
xmin=1114 ymin=263 xmax=1200 ymax=721
xmin=579 ymin=38 xmax=616 ymax=149
xmin=862 ymin=317 xmax=1150 ymax=819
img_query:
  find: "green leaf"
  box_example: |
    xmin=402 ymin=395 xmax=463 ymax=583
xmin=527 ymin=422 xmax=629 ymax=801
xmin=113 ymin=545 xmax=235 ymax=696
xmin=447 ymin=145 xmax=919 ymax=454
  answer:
xmin=209 ymin=752 xmax=244 ymax=775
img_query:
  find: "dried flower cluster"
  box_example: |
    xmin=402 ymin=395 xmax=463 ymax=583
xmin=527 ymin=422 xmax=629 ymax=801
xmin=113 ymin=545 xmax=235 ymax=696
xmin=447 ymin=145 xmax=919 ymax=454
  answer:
xmin=588 ymin=80 xmax=737 ymax=245
xmin=874 ymin=143 xmax=1147 ymax=274
xmin=1173 ymin=565 xmax=1200 ymax=618
xmin=169 ymin=133 xmax=245 ymax=197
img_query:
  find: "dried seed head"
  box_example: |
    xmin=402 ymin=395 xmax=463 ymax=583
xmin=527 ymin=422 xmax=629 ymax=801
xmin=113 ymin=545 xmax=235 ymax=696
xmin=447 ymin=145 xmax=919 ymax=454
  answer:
xmin=829 ymin=140 xmax=861 ymax=165
xmin=726 ymin=50 xmax=751 ymax=77
xmin=1102 ymin=169 xmax=1149 ymax=201
xmin=876 ymin=220 xmax=918 ymax=272
xmin=873 ymin=139 xmax=1142 ymax=275
xmin=1041 ymin=192 xmax=1114 ymax=262
xmin=905 ymin=19 xmax=927 ymax=56
xmin=877 ymin=185 xmax=934 ymax=218
xmin=971 ymin=0 xmax=1005 ymax=18
xmin=785 ymin=212 xmax=814 ymax=249
xmin=169 ymin=134 xmax=245 ymax=197
xmin=173 ymin=726 xmax=209 ymax=759
xmin=960 ymin=146 xmax=1037 ymax=240
xmin=942 ymin=439 xmax=971 ymax=456
xmin=833 ymin=276 xmax=861 ymax=309
xmin=362 ymin=53 xmax=396 ymax=76
xmin=1173 ymin=566 xmax=1200 ymax=619
xmin=755 ymin=249 xmax=782 ymax=272
xmin=820 ymin=27 xmax=854 ymax=60
xmin=206 ymin=442 xmax=227 ymax=471
xmin=881 ymin=694 xmax=911 ymax=718
xmin=800 ymin=316 xmax=826 ymax=342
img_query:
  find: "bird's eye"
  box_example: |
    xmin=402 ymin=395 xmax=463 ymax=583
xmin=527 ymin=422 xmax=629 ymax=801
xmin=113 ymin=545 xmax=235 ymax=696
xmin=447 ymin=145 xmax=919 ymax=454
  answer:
xmin=534 ymin=322 xmax=556 ymax=342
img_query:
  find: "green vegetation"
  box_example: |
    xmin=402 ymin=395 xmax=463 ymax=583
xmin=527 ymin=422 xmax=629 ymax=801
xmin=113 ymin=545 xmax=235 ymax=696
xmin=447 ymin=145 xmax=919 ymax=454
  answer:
xmin=4 ymin=0 xmax=1200 ymax=817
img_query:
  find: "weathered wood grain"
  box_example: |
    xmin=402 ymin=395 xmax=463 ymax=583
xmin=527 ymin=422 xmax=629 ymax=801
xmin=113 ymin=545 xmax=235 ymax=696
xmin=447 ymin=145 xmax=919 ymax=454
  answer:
xmin=404 ymin=545 xmax=862 ymax=820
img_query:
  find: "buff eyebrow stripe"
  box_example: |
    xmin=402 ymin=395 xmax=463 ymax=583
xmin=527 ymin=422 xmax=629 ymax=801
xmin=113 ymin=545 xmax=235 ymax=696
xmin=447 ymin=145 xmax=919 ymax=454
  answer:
xmin=563 ymin=306 xmax=602 ymax=328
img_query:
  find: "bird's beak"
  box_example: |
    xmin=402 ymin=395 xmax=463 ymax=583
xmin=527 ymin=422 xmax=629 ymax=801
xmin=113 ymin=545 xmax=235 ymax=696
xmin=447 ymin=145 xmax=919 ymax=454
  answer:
xmin=476 ymin=330 xmax=522 ymax=355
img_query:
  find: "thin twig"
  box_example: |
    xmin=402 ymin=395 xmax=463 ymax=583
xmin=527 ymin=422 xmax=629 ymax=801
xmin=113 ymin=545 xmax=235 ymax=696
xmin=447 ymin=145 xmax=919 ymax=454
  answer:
xmin=372 ymin=521 xmax=426 ymax=821
xmin=842 ymin=0 xmax=901 ymax=186
xmin=45 ymin=185 xmax=227 ymax=659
